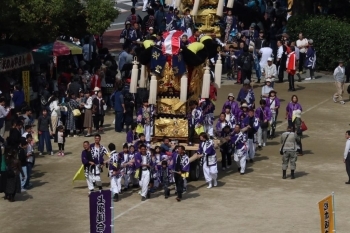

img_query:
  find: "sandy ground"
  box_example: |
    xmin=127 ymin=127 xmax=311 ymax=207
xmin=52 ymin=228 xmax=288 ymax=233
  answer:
xmin=1 ymin=80 xmax=350 ymax=233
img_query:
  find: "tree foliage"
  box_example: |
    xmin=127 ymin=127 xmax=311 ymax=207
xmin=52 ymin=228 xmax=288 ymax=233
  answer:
xmin=287 ymin=15 xmax=349 ymax=71
xmin=0 ymin=0 xmax=119 ymax=43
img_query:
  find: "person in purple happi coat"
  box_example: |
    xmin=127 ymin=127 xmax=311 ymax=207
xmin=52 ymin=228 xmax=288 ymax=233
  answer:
xmin=242 ymin=109 xmax=260 ymax=162
xmin=134 ymin=144 xmax=152 ymax=201
xmin=285 ymin=95 xmax=302 ymax=131
xmin=187 ymin=100 xmax=203 ymax=146
xmin=171 ymin=145 xmax=189 ymax=202
xmin=222 ymin=93 xmax=240 ymax=119
xmin=215 ymin=113 xmax=232 ymax=137
xmin=255 ymin=99 xmax=272 ymax=148
xmin=265 ymin=90 xmax=280 ymax=138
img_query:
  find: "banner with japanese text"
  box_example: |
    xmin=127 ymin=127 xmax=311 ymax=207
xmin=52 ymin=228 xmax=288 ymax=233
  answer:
xmin=22 ymin=71 xmax=30 ymax=104
xmin=0 ymin=53 xmax=34 ymax=72
xmin=318 ymin=195 xmax=334 ymax=233
xmin=89 ymin=190 xmax=112 ymax=233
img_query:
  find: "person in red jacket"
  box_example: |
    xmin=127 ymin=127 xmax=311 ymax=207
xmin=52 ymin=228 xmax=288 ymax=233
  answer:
xmin=209 ymin=78 xmax=217 ymax=102
xmin=90 ymin=67 xmax=101 ymax=91
xmin=286 ymin=46 xmax=297 ymax=92
xmin=188 ymin=29 xmax=201 ymax=43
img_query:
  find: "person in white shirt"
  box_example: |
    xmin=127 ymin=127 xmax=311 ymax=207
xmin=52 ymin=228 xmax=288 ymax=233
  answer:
xmin=343 ymin=130 xmax=350 ymax=184
xmin=296 ymin=33 xmax=308 ymax=74
xmin=49 ymin=96 xmax=61 ymax=134
xmin=261 ymin=78 xmax=274 ymax=98
xmin=333 ymin=60 xmax=345 ymax=104
xmin=262 ymin=57 xmax=277 ymax=87
xmin=259 ymin=42 xmax=273 ymax=70
xmin=0 ymin=98 xmax=10 ymax=138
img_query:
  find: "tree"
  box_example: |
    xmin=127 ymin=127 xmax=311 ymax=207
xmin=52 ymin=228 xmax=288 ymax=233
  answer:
xmin=0 ymin=0 xmax=119 ymax=43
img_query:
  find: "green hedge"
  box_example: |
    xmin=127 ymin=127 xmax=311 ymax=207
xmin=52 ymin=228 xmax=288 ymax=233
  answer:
xmin=287 ymin=15 xmax=350 ymax=71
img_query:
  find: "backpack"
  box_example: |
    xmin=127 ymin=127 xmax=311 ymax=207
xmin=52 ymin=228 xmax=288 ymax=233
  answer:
xmin=241 ymin=54 xmax=252 ymax=71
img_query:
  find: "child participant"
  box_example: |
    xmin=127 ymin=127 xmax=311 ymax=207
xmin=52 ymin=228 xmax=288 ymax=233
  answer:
xmin=160 ymin=160 xmax=171 ymax=199
xmin=124 ymin=145 xmax=137 ymax=190
xmin=56 ymin=125 xmax=66 ymax=156
xmin=126 ymin=124 xmax=138 ymax=145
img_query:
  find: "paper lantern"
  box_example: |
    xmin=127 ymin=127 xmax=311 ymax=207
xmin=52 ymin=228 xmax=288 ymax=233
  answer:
xmin=129 ymin=58 xmax=139 ymax=93
xmin=214 ymin=53 xmax=222 ymax=88
xmin=148 ymin=74 xmax=157 ymax=104
xmin=201 ymin=63 xmax=211 ymax=98
xmin=180 ymin=74 xmax=188 ymax=102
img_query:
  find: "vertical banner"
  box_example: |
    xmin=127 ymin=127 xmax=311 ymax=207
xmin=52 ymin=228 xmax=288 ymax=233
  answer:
xmin=89 ymin=190 xmax=112 ymax=233
xmin=318 ymin=194 xmax=335 ymax=233
xmin=22 ymin=71 xmax=30 ymax=104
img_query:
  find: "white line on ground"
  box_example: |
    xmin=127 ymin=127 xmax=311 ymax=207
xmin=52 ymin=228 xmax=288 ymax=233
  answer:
xmin=276 ymin=98 xmax=329 ymax=129
xmin=113 ymin=200 xmax=149 ymax=220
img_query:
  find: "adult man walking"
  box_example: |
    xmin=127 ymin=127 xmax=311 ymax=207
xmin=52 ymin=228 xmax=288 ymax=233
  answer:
xmin=280 ymin=126 xmax=298 ymax=179
xmin=112 ymin=86 xmax=125 ymax=132
xmin=343 ymin=130 xmax=350 ymax=184
xmin=332 ymin=60 xmax=345 ymax=105
xmin=296 ymin=33 xmax=308 ymax=74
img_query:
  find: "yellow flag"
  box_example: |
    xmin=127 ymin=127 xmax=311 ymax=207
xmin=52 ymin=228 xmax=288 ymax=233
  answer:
xmin=72 ymin=165 xmax=85 ymax=184
xmin=195 ymin=126 xmax=205 ymax=135
xmin=318 ymin=194 xmax=335 ymax=233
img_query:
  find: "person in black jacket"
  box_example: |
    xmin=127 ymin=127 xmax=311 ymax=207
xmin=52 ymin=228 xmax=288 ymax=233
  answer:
xmin=18 ymin=139 xmax=28 ymax=191
xmin=7 ymin=120 xmax=23 ymax=150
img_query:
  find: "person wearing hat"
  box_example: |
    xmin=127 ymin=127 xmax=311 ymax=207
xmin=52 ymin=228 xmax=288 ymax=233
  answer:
xmin=265 ymin=90 xmax=280 ymax=139
xmin=238 ymin=103 xmax=249 ymax=128
xmin=304 ymin=39 xmax=316 ymax=80
xmin=262 ymin=57 xmax=276 ymax=87
xmin=222 ymin=93 xmax=239 ymax=119
xmin=331 ymin=60 xmax=346 ymax=104
xmin=120 ymin=21 xmax=133 ymax=48
xmin=242 ymin=108 xmax=259 ymax=162
xmin=237 ymin=79 xmax=255 ymax=109
xmin=261 ymin=78 xmax=274 ymax=98
xmin=280 ymin=126 xmax=298 ymax=179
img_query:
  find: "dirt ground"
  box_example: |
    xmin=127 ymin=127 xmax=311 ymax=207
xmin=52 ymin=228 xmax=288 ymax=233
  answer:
xmin=1 ymin=81 xmax=349 ymax=233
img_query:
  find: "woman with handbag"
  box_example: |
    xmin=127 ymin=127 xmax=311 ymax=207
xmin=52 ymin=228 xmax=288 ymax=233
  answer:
xmin=92 ymin=91 xmax=106 ymax=133
xmin=66 ymin=93 xmax=80 ymax=137
xmin=255 ymin=99 xmax=271 ymax=148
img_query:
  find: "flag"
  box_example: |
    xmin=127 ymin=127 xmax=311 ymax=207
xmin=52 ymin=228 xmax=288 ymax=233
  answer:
xmin=172 ymin=53 xmax=186 ymax=76
xmin=72 ymin=165 xmax=85 ymax=184
xmin=162 ymin=30 xmax=184 ymax=55
xmin=318 ymin=194 xmax=335 ymax=233
xmin=150 ymin=47 xmax=166 ymax=74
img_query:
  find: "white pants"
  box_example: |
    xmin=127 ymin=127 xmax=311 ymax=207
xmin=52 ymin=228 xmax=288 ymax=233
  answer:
xmin=110 ymin=176 xmax=122 ymax=194
xmin=142 ymin=0 xmax=148 ymax=10
xmin=51 ymin=116 xmax=59 ymax=134
xmin=0 ymin=123 xmax=5 ymax=138
xmin=20 ymin=166 xmax=27 ymax=188
xmin=247 ymin=139 xmax=255 ymax=159
xmin=144 ymin=124 xmax=152 ymax=142
xmin=269 ymin=112 xmax=276 ymax=135
xmin=204 ymin=124 xmax=214 ymax=137
xmin=234 ymin=153 xmax=247 ymax=173
xmin=257 ymin=127 xmax=267 ymax=145
xmin=203 ymin=162 xmax=218 ymax=183
xmin=85 ymin=166 xmax=101 ymax=191
xmin=139 ymin=169 xmax=150 ymax=197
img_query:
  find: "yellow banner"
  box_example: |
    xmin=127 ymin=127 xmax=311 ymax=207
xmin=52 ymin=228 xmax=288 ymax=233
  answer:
xmin=318 ymin=195 xmax=334 ymax=233
xmin=22 ymin=71 xmax=30 ymax=104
